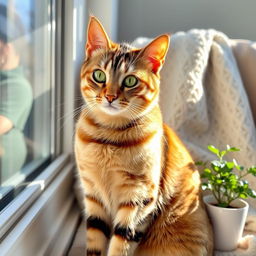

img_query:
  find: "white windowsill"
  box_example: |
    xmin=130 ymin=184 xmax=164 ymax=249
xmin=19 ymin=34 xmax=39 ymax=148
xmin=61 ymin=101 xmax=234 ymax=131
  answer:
xmin=0 ymin=154 xmax=80 ymax=256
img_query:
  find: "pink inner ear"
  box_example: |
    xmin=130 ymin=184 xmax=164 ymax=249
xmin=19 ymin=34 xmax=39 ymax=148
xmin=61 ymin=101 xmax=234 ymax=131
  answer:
xmin=86 ymin=37 xmax=107 ymax=56
xmin=86 ymin=35 xmax=109 ymax=57
xmin=148 ymin=56 xmax=162 ymax=74
xmin=141 ymin=34 xmax=169 ymax=73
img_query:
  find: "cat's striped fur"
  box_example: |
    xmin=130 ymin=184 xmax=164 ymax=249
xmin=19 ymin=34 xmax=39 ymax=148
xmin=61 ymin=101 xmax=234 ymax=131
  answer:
xmin=75 ymin=16 xmax=213 ymax=256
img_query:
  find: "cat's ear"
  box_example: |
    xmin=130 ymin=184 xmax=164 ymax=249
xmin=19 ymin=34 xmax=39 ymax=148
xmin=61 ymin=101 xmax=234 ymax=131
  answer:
xmin=140 ymin=34 xmax=170 ymax=74
xmin=86 ymin=16 xmax=111 ymax=58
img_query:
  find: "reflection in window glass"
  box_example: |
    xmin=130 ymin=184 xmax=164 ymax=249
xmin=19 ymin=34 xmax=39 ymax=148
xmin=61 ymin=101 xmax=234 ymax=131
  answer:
xmin=0 ymin=0 xmax=52 ymax=203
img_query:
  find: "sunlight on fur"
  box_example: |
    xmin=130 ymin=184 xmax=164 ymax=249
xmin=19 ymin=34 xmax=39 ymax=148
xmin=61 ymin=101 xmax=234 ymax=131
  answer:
xmin=74 ymin=16 xmax=213 ymax=256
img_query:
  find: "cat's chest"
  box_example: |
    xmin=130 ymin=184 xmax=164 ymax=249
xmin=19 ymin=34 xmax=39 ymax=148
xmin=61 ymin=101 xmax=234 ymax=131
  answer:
xmin=78 ymin=143 xmax=139 ymax=212
xmin=76 ymin=129 xmax=161 ymax=174
xmin=76 ymin=129 xmax=162 ymax=214
xmin=81 ymin=142 xmax=122 ymax=169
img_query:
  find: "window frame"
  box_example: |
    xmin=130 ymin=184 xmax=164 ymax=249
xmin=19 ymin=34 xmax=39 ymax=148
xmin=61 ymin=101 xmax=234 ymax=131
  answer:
xmin=0 ymin=0 xmax=86 ymax=253
xmin=0 ymin=154 xmax=69 ymax=240
xmin=0 ymin=0 xmax=59 ymax=210
xmin=0 ymin=0 xmax=63 ymax=228
xmin=0 ymin=154 xmax=78 ymax=255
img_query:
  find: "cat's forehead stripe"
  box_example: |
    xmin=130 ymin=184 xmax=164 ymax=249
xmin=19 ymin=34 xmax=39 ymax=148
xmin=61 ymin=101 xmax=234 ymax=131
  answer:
xmin=119 ymin=61 xmax=126 ymax=73
xmin=111 ymin=44 xmax=136 ymax=72
xmin=105 ymin=59 xmax=112 ymax=72
xmin=103 ymin=53 xmax=114 ymax=70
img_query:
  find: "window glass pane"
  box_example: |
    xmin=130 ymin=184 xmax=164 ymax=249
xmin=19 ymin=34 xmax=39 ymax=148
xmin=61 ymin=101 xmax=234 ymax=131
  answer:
xmin=0 ymin=0 xmax=52 ymax=205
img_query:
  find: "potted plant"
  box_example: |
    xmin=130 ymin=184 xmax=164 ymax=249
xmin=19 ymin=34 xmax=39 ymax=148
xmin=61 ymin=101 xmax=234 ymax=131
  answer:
xmin=197 ymin=145 xmax=256 ymax=251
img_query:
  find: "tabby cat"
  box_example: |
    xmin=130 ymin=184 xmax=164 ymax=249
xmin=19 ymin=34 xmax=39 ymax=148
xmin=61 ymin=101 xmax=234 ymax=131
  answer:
xmin=75 ymin=16 xmax=213 ymax=256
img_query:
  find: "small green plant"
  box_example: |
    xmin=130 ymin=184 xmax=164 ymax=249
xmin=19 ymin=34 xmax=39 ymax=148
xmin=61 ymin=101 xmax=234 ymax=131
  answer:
xmin=197 ymin=145 xmax=256 ymax=208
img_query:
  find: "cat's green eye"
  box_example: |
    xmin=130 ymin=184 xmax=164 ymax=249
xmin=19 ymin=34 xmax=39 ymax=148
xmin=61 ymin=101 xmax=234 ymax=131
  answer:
xmin=93 ymin=69 xmax=106 ymax=83
xmin=123 ymin=75 xmax=138 ymax=88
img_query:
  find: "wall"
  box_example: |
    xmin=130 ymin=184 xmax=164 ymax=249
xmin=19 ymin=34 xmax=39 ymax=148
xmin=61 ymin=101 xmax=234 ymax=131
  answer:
xmin=118 ymin=0 xmax=256 ymax=42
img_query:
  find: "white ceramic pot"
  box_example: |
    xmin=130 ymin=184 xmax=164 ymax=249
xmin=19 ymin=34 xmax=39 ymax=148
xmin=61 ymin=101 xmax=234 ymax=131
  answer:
xmin=203 ymin=195 xmax=249 ymax=251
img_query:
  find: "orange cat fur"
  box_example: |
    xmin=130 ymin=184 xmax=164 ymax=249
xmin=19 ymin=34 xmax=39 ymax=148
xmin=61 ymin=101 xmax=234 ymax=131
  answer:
xmin=75 ymin=16 xmax=213 ymax=256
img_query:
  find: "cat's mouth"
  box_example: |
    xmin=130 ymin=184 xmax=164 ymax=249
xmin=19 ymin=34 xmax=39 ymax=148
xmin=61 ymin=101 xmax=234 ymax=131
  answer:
xmin=101 ymin=103 xmax=121 ymax=115
xmin=106 ymin=103 xmax=118 ymax=109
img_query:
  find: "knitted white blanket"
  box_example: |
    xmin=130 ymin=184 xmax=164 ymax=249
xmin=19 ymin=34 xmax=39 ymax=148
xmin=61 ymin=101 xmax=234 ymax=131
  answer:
xmin=133 ymin=30 xmax=256 ymax=256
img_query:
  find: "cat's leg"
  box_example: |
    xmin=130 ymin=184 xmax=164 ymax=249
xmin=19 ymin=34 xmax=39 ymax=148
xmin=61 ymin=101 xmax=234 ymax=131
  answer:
xmin=82 ymin=177 xmax=111 ymax=256
xmin=85 ymin=211 xmax=110 ymax=256
xmin=108 ymin=222 xmax=148 ymax=256
xmin=107 ymin=179 xmax=157 ymax=256
xmin=107 ymin=207 xmax=152 ymax=256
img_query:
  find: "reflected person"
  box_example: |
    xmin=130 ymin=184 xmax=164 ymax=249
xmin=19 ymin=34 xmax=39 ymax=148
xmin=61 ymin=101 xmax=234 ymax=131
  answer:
xmin=0 ymin=4 xmax=32 ymax=183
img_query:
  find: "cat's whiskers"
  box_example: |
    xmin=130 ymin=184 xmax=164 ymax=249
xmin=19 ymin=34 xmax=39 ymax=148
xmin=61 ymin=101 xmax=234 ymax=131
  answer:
xmin=80 ymin=102 xmax=97 ymax=120
xmin=58 ymin=105 xmax=83 ymax=122
xmin=127 ymin=106 xmax=145 ymax=138
xmin=56 ymin=105 xmax=84 ymax=135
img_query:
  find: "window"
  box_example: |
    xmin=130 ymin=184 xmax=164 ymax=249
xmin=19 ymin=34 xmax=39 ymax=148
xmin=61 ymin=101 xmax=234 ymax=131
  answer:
xmin=0 ymin=1 xmax=102 ymax=253
xmin=0 ymin=0 xmax=55 ymax=210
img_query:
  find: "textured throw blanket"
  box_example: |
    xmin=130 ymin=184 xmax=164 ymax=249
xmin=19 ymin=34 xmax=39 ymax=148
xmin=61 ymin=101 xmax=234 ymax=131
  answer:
xmin=133 ymin=30 xmax=256 ymax=255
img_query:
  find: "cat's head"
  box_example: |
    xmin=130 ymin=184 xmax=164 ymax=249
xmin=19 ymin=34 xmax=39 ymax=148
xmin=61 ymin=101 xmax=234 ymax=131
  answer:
xmin=80 ymin=16 xmax=169 ymax=122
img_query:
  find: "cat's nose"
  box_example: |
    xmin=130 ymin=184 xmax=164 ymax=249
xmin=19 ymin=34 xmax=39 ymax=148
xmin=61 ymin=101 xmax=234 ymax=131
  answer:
xmin=105 ymin=94 xmax=117 ymax=103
